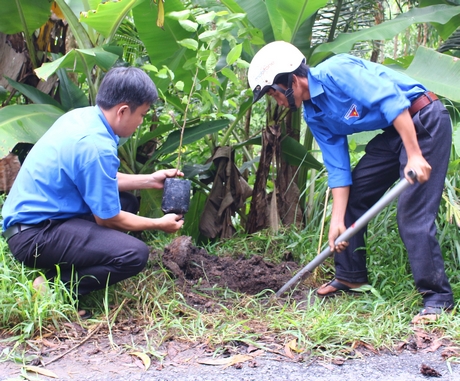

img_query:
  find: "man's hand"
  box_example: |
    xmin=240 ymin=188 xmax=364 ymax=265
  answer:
xmin=329 ymin=186 xmax=350 ymax=253
xmin=393 ymin=110 xmax=431 ymax=184
xmin=405 ymin=156 xmax=430 ymax=184
xmin=328 ymin=220 xmax=349 ymax=253
xmin=150 ymin=169 xmax=184 ymax=189
xmin=157 ymin=213 xmax=184 ymax=233
xmin=117 ymin=169 xmax=185 ymax=192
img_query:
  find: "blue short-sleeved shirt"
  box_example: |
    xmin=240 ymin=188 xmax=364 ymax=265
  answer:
xmin=303 ymin=54 xmax=427 ymax=188
xmin=2 ymin=106 xmax=121 ymax=231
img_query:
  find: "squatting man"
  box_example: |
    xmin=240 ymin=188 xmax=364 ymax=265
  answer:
xmin=2 ymin=67 xmax=184 ymax=318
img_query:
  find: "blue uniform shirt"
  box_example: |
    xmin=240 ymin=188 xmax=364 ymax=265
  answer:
xmin=303 ymin=54 xmax=427 ymax=188
xmin=2 ymin=106 xmax=121 ymax=231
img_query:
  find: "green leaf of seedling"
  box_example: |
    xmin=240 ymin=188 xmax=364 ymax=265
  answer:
xmin=226 ymin=43 xmax=242 ymax=65
xmin=221 ymin=68 xmax=239 ymax=85
xmin=178 ymin=19 xmax=198 ymax=32
xmin=178 ymin=38 xmax=198 ymax=51
xmin=206 ymin=52 xmax=217 ymax=74
xmin=167 ymin=10 xmax=191 ymax=20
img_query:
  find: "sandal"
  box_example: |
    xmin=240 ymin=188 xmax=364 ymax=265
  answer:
xmin=316 ymin=279 xmax=368 ymax=297
xmin=78 ymin=309 xmax=93 ymax=320
xmin=411 ymin=306 xmax=450 ymax=324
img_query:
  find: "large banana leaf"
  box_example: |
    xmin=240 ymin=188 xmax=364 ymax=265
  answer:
xmin=264 ymin=0 xmax=328 ymax=42
xmin=79 ymin=0 xmax=145 ymax=42
xmin=0 ymin=104 xmax=64 ymax=158
xmin=6 ymin=77 xmax=65 ymax=111
xmin=310 ymin=4 xmax=460 ymax=65
xmin=420 ymin=0 xmax=460 ymax=40
xmin=223 ymin=0 xmax=326 ymax=51
xmin=55 ymin=68 xmax=90 ymax=111
xmin=54 ymin=0 xmax=94 ymax=49
xmin=0 ymin=0 xmax=50 ymax=34
xmin=396 ymin=47 xmax=460 ymax=102
xmin=34 ymin=47 xmax=119 ymax=81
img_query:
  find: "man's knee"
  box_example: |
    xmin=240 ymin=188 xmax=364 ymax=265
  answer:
xmin=129 ymin=240 xmax=149 ymax=272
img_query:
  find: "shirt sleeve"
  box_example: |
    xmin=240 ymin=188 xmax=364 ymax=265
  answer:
xmin=74 ymin=137 xmax=121 ymax=219
xmin=308 ymin=122 xmax=352 ymax=188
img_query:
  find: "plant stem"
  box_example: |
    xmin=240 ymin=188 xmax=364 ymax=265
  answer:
xmin=170 ymin=67 xmax=199 ymax=173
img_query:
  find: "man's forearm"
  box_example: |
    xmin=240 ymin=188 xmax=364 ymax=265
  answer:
xmin=117 ymin=172 xmax=154 ymax=192
xmin=331 ymin=186 xmax=350 ymax=224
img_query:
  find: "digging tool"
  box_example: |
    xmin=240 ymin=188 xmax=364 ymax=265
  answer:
xmin=275 ymin=171 xmax=417 ymax=297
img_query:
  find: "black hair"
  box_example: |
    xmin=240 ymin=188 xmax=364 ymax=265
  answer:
xmin=96 ymin=67 xmax=158 ymax=112
xmin=274 ymin=62 xmax=310 ymax=87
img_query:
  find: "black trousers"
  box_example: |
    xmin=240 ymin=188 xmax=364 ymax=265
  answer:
xmin=7 ymin=192 xmax=149 ymax=296
xmin=335 ymin=100 xmax=454 ymax=308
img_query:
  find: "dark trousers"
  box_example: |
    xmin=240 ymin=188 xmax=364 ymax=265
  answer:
xmin=7 ymin=192 xmax=149 ymax=296
xmin=335 ymin=100 xmax=454 ymax=308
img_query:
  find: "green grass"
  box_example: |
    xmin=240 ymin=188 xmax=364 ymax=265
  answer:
xmin=1 ymin=182 xmax=460 ymax=365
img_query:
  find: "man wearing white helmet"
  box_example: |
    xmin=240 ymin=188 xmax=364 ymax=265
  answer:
xmin=248 ymin=41 xmax=453 ymax=323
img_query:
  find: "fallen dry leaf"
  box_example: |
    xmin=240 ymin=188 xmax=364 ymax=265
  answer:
xmin=284 ymin=339 xmax=296 ymax=359
xmin=197 ymin=357 xmax=238 ymax=366
xmin=413 ymin=328 xmax=444 ymax=353
xmin=222 ymin=354 xmax=254 ymax=369
xmin=421 ymin=338 xmax=443 ymax=353
xmin=41 ymin=339 xmax=60 ymax=349
xmin=332 ymin=356 xmax=346 ymax=365
xmin=319 ymin=362 xmax=334 ymax=370
xmin=246 ymin=344 xmax=258 ymax=353
xmin=197 ymin=354 xmax=253 ymax=368
xmin=167 ymin=342 xmax=179 ymax=359
xmin=23 ymin=365 xmax=59 ymax=378
xmin=441 ymin=346 xmax=460 ymax=360
xmin=130 ymin=351 xmax=151 ymax=371
xmin=352 ymin=340 xmax=377 ymax=354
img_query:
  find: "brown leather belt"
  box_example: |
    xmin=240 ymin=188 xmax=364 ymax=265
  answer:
xmin=409 ymin=91 xmax=438 ymax=117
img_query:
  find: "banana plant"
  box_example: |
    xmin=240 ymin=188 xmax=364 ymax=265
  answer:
xmin=0 ymin=0 xmax=51 ymax=69
xmin=0 ymin=0 xmax=130 ymax=158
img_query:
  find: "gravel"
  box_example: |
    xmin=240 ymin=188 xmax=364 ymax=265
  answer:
xmin=1 ymin=348 xmax=459 ymax=381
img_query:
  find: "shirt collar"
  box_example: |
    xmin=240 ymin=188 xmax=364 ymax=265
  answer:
xmin=307 ymin=71 xmax=324 ymax=99
xmin=96 ymin=106 xmax=119 ymax=145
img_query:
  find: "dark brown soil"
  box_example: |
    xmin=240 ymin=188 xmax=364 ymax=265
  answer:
xmin=158 ymin=235 xmax=301 ymax=296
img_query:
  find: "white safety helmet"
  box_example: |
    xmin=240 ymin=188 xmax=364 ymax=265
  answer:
xmin=248 ymin=41 xmax=306 ymax=105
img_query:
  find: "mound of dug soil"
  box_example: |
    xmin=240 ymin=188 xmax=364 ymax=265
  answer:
xmin=157 ymin=236 xmax=300 ymax=296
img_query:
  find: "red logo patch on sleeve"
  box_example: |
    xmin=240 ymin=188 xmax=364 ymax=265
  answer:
xmin=345 ymin=104 xmax=359 ymax=120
